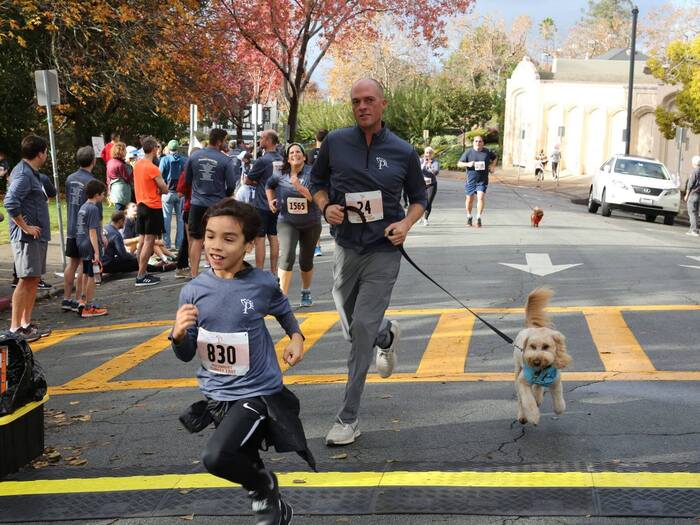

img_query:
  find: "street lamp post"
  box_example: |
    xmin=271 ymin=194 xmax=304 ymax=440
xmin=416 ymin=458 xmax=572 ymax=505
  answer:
xmin=625 ymin=3 xmax=639 ymax=156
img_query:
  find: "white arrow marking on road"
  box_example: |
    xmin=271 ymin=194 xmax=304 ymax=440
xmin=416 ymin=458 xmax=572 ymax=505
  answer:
xmin=679 ymin=255 xmax=700 ymax=270
xmin=500 ymin=253 xmax=582 ymax=277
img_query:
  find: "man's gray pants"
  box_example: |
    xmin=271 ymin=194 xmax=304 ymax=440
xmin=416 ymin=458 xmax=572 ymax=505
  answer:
xmin=688 ymin=192 xmax=700 ymax=233
xmin=332 ymin=244 xmax=401 ymax=423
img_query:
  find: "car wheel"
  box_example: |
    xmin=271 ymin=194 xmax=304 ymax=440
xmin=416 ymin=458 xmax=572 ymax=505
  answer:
xmin=587 ymin=188 xmax=599 ymax=213
xmin=645 ymin=214 xmax=657 ymax=222
xmin=600 ymin=189 xmax=612 ymax=217
xmin=664 ymin=214 xmax=675 ymax=226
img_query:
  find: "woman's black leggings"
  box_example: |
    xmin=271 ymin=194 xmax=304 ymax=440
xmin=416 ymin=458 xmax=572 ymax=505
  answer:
xmin=201 ymin=397 xmax=269 ymax=493
xmin=177 ymin=210 xmax=190 ymax=270
xmin=425 ymin=183 xmax=437 ymax=219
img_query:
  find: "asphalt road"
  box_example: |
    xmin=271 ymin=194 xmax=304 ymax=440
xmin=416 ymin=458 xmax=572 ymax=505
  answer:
xmin=2 ymin=177 xmax=699 ymax=524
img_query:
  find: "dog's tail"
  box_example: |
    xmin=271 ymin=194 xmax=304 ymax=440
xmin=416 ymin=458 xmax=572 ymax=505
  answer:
xmin=525 ymin=287 xmax=553 ymax=328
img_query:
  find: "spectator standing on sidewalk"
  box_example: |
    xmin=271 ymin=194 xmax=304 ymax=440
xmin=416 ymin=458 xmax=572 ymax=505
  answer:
xmin=106 ymin=142 xmax=132 ymax=211
xmin=185 ymin=129 xmax=238 ymax=277
xmin=245 ymin=129 xmax=282 ymax=274
xmin=101 ymin=131 xmax=120 ymax=164
xmin=310 ymin=78 xmax=427 ymax=446
xmin=685 ymin=155 xmax=700 ymax=237
xmin=75 ymin=180 xmax=108 ymax=317
xmin=0 ymin=150 xmax=9 ymax=194
xmin=159 ymin=139 xmax=186 ymax=250
xmin=3 ymin=135 xmax=52 ymax=341
xmin=174 ymin=159 xmax=192 ymax=278
xmin=133 ymin=136 xmax=169 ymax=287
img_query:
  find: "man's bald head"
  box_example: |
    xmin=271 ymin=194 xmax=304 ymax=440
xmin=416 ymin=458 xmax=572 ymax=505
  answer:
xmin=350 ymin=78 xmax=385 ymax=100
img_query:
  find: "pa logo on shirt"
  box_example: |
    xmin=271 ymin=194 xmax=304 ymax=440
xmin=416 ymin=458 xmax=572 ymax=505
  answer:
xmin=376 ymin=156 xmax=388 ymax=170
xmin=241 ymin=298 xmax=255 ymax=314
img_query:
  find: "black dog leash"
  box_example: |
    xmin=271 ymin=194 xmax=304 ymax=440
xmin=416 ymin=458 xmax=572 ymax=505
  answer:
xmin=326 ymin=203 xmax=515 ymax=346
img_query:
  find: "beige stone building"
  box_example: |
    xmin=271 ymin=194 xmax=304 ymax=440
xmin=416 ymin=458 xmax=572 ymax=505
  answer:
xmin=502 ymin=51 xmax=700 ymax=183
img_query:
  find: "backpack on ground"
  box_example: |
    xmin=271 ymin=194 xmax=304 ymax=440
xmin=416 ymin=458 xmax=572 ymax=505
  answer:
xmin=0 ymin=332 xmax=47 ymax=416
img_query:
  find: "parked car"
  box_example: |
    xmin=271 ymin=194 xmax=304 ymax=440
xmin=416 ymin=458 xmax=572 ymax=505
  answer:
xmin=588 ymin=155 xmax=681 ymax=225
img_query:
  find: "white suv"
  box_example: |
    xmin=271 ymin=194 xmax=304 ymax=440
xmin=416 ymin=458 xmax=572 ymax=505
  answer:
xmin=588 ymin=155 xmax=681 ymax=225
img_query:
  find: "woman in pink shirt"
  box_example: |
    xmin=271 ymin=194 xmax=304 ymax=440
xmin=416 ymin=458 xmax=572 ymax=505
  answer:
xmin=106 ymin=142 xmax=133 ymax=210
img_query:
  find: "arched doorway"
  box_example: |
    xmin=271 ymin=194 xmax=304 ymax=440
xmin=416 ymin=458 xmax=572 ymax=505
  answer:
xmin=634 ymin=111 xmax=655 ymax=158
xmin=610 ymin=111 xmax=627 ymax=155
xmin=584 ymin=108 xmax=606 ymax=174
xmin=564 ymin=106 xmax=583 ymax=174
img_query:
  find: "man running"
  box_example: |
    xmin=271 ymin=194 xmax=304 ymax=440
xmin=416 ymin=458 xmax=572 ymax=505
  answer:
xmin=310 ymin=78 xmax=427 ymax=446
xmin=457 ymin=135 xmax=496 ymax=227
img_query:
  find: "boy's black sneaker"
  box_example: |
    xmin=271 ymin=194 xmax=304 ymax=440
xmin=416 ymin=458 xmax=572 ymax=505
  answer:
xmin=466 ymin=217 xmax=473 ymax=227
xmin=476 ymin=217 xmax=482 ymax=228
xmin=135 ymin=274 xmax=160 ymax=287
xmin=249 ymin=471 xmax=293 ymax=525
xmin=37 ymin=279 xmax=52 ymax=290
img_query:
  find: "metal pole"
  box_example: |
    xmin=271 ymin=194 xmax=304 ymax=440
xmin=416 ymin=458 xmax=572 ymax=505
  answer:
xmin=676 ymin=127 xmax=685 ymax=185
xmin=625 ymin=5 xmax=639 ymax=156
xmin=42 ymin=71 xmax=66 ymax=268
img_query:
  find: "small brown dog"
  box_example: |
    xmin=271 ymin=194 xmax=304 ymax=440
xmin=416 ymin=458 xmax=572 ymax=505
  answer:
xmin=513 ymin=288 xmax=572 ymax=425
xmin=531 ymin=207 xmax=544 ymax=227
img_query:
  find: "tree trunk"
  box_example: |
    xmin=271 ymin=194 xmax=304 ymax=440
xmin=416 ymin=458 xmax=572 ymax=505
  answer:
xmin=286 ymin=91 xmax=300 ymax=143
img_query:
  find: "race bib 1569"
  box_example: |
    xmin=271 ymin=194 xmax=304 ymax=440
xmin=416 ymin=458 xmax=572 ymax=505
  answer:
xmin=345 ymin=190 xmax=384 ymax=223
xmin=196 ymin=328 xmax=250 ymax=376
xmin=286 ymin=197 xmax=308 ymax=214
xmin=474 ymin=161 xmax=486 ymax=171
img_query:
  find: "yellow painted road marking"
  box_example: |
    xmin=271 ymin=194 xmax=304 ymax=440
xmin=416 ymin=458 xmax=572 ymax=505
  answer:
xmin=416 ymin=312 xmax=474 ymax=376
xmin=275 ymin=313 xmax=338 ymax=372
xmin=30 ymin=321 xmax=174 ymax=353
xmin=1 ymin=470 xmax=699 ymax=496
xmin=48 ymin=370 xmax=700 ymax=395
xmin=58 ymin=329 xmax=172 ymax=391
xmin=583 ymin=310 xmax=656 ymax=372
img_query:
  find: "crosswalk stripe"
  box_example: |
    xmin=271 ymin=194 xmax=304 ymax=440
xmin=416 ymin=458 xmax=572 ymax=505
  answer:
xmin=416 ymin=312 xmax=474 ymax=376
xmin=275 ymin=314 xmax=338 ymax=372
xmin=58 ymin=329 xmax=172 ymax=391
xmin=583 ymin=310 xmax=656 ymax=372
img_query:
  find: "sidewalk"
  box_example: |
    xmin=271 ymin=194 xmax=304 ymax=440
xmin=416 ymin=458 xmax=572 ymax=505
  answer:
xmin=0 ymin=238 xmax=66 ymax=313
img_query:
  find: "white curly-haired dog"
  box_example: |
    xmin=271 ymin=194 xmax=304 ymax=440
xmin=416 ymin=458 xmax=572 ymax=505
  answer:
xmin=513 ymin=288 xmax=572 ymax=425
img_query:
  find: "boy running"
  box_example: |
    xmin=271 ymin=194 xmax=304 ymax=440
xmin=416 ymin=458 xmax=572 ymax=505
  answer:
xmin=171 ymin=198 xmax=314 ymax=525
xmin=75 ymin=180 xmax=108 ymax=317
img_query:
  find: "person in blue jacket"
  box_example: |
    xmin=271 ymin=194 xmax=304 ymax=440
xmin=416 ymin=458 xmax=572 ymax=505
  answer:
xmin=310 ymin=78 xmax=427 ymax=446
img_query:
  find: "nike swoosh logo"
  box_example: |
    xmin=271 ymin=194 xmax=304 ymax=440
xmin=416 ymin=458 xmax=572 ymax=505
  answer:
xmin=243 ymin=402 xmax=260 ymax=415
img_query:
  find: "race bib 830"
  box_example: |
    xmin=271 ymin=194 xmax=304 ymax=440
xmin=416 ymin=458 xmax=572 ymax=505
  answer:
xmin=196 ymin=328 xmax=250 ymax=376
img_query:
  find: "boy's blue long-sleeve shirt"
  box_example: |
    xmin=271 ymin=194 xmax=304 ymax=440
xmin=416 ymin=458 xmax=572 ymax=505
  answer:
xmin=170 ymin=266 xmax=302 ymax=401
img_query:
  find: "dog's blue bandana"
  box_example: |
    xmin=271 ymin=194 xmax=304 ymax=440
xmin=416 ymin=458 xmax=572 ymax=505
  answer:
xmin=523 ymin=364 xmax=558 ymax=387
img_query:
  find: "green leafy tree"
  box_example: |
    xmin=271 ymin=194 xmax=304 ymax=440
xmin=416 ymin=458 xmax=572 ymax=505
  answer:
xmin=647 ymin=35 xmax=700 ymax=137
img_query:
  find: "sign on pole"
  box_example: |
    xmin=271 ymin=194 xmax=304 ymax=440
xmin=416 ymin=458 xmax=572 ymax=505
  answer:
xmin=34 ymin=70 xmax=66 ymax=269
xmin=189 ymin=104 xmax=198 ymax=155
xmin=34 ymin=70 xmax=60 ymax=106
xmin=422 ymin=129 xmax=429 ymax=142
xmin=91 ymin=136 xmax=105 ymax=158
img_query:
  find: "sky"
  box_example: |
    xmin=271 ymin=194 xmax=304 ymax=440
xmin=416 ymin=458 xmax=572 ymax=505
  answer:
xmin=314 ymin=0 xmax=694 ymax=89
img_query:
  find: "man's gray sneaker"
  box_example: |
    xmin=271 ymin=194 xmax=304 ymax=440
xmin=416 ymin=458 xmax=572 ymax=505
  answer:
xmin=375 ymin=320 xmax=400 ymax=378
xmin=325 ymin=419 xmax=361 ymax=446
